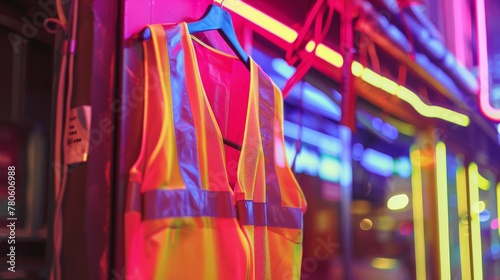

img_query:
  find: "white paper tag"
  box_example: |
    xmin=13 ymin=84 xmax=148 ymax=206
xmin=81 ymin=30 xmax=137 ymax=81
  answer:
xmin=65 ymin=106 xmax=91 ymax=165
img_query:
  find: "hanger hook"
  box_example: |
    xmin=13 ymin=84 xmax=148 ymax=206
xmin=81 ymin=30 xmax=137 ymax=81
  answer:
xmin=220 ymin=0 xmax=225 ymax=10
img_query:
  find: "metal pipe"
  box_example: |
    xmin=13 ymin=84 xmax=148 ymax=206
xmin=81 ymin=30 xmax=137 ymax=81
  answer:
xmin=340 ymin=0 xmax=354 ymax=278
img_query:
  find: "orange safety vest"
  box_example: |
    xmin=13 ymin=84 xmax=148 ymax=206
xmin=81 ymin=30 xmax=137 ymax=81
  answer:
xmin=125 ymin=23 xmax=307 ymax=280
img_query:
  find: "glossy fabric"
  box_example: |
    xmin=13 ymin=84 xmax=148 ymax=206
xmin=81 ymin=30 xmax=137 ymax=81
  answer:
xmin=125 ymin=23 xmax=306 ymax=280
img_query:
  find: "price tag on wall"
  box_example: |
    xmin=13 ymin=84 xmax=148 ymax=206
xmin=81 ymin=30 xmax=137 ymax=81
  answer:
xmin=65 ymin=106 xmax=92 ymax=165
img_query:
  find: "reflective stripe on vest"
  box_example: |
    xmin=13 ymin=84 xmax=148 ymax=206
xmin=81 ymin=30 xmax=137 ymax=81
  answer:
xmin=127 ymin=183 xmax=302 ymax=228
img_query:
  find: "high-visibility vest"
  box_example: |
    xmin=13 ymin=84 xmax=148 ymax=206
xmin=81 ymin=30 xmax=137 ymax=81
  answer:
xmin=125 ymin=23 xmax=307 ymax=280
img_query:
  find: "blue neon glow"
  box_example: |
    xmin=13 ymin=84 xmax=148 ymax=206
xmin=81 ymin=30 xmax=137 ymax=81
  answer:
xmin=285 ymin=83 xmax=342 ymax=121
xmin=382 ymin=123 xmax=399 ymax=140
xmin=448 ymin=194 xmax=458 ymax=208
xmin=332 ymin=89 xmax=342 ymax=102
xmin=372 ymin=118 xmax=383 ymax=131
xmin=491 ymin=244 xmax=500 ymax=256
xmin=497 ymin=123 xmax=500 ymax=134
xmin=295 ymin=148 xmax=319 ymax=176
xmin=370 ymin=117 xmax=398 ymax=140
xmin=284 ymin=121 xmax=342 ymax=155
xmin=285 ymin=140 xmax=343 ymax=182
xmin=352 ymin=143 xmax=364 ymax=161
xmin=339 ymin=126 xmax=353 ymax=187
xmin=319 ymin=156 xmax=342 ymax=182
xmin=284 ymin=141 xmax=296 ymax=166
xmin=479 ymin=210 xmax=491 ymax=222
xmin=272 ymin=58 xmax=295 ymax=79
xmin=302 ymin=85 xmax=341 ymax=120
xmin=361 ymin=148 xmax=394 ymax=177
xmin=396 ymin=157 xmax=411 ymax=178
xmin=284 ymin=141 xmax=319 ymax=176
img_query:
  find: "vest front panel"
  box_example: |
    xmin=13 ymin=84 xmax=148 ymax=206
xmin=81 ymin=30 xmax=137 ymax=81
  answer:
xmin=125 ymin=23 xmax=306 ymax=280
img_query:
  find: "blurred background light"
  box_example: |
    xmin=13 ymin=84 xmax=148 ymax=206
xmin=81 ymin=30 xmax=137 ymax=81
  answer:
xmin=294 ymin=147 xmax=319 ymax=176
xmin=371 ymin=258 xmax=398 ymax=270
xmin=318 ymin=156 xmax=341 ymax=182
xmin=382 ymin=123 xmax=399 ymax=140
xmin=479 ymin=210 xmax=491 ymax=222
xmin=302 ymin=85 xmax=342 ymax=119
xmin=371 ymin=117 xmax=383 ymax=131
xmin=375 ymin=215 xmax=396 ymax=232
xmin=284 ymin=121 xmax=342 ymax=155
xmin=361 ymin=148 xmax=394 ymax=177
xmin=491 ymin=218 xmax=499 ymax=230
xmin=471 ymin=201 xmax=486 ymax=214
xmin=272 ymin=58 xmax=295 ymax=79
xmin=360 ymin=218 xmax=373 ymax=231
xmin=352 ymin=143 xmax=364 ymax=161
xmin=387 ymin=194 xmax=410 ymax=211
xmin=396 ymin=157 xmax=412 ymax=178
xmin=351 ymin=200 xmax=372 ymax=215
xmin=399 ymin=222 xmax=414 ymax=236
xmin=491 ymin=244 xmax=500 ymax=256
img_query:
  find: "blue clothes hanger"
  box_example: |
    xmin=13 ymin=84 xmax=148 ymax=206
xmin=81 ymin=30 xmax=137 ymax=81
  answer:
xmin=187 ymin=3 xmax=250 ymax=70
xmin=140 ymin=3 xmax=246 ymax=151
xmin=188 ymin=2 xmax=247 ymax=150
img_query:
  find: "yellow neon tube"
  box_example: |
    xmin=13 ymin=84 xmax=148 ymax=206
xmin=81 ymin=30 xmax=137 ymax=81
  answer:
xmin=435 ymin=142 xmax=451 ymax=280
xmin=218 ymin=0 xmax=470 ymax=127
xmin=217 ymin=0 xmax=297 ymax=43
xmin=305 ymin=41 xmax=316 ymax=53
xmin=468 ymin=163 xmax=484 ymax=280
xmin=351 ymin=61 xmax=364 ymax=77
xmin=396 ymin=87 xmax=470 ymax=127
xmin=456 ymin=165 xmax=472 ymax=279
xmin=315 ymin=43 xmax=344 ymax=68
xmin=477 ymin=172 xmax=490 ymax=191
xmin=497 ymin=182 xmax=500 ymax=237
xmin=386 ymin=117 xmax=416 ymax=136
xmin=410 ymin=146 xmax=427 ymax=280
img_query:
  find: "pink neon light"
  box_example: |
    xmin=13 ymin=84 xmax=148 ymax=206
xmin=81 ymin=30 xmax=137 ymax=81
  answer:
xmin=476 ymin=0 xmax=500 ymax=121
xmin=491 ymin=218 xmax=499 ymax=230
xmin=453 ymin=0 xmax=466 ymax=66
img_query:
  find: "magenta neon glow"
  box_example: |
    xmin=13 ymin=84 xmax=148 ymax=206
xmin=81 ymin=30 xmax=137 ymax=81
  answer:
xmin=476 ymin=0 xmax=500 ymax=121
